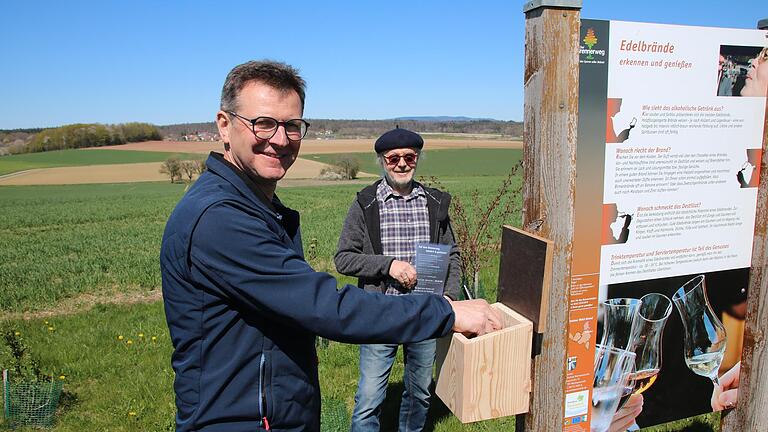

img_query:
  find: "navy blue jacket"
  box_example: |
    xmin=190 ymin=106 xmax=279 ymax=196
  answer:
xmin=160 ymin=153 xmax=455 ymax=431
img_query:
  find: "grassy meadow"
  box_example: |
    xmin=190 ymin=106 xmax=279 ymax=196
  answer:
xmin=0 ymin=182 xmax=184 ymax=311
xmin=0 ymin=149 xmax=204 ymax=176
xmin=0 ymin=148 xmax=720 ymax=431
xmin=308 ymin=148 xmax=523 ymax=178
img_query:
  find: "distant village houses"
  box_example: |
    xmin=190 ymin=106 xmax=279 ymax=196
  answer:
xmin=179 ymin=131 xmax=219 ymax=142
xmin=315 ymin=129 xmax=335 ymax=139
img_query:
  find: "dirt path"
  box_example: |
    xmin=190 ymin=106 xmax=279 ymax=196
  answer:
xmin=0 ymin=289 xmax=164 ymax=321
xmin=0 ymin=169 xmax=37 ymax=181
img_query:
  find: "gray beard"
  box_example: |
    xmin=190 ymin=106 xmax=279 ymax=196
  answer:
xmin=384 ymin=171 xmax=414 ymax=192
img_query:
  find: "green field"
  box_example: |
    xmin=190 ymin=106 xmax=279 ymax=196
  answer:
xmin=0 ymin=149 xmax=204 ymax=176
xmin=0 ymin=182 xmax=185 ymax=311
xmin=0 ymin=177 xmax=519 ymax=431
xmin=307 ymin=148 xmax=523 ymax=177
xmin=0 ymin=149 xmax=720 ymax=431
xmin=0 ymin=176 xmax=515 ymax=313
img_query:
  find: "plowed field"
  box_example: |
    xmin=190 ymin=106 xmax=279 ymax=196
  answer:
xmin=96 ymin=138 xmax=522 ymax=154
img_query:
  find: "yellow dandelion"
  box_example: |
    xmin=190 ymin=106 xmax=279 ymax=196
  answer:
xmin=117 ymin=335 xmax=124 ymax=340
xmin=128 ymin=411 xmax=137 ymax=417
xmin=151 ymin=336 xmax=157 ymax=342
xmin=127 ymin=340 xmax=133 ymax=345
xmin=44 ymin=321 xmax=49 ymax=325
xmin=59 ymin=375 xmax=66 ymax=380
xmin=14 ymin=331 xmax=20 ymax=337
xmin=47 ymin=327 xmax=55 ymax=332
xmin=138 ymin=333 xmax=144 ymax=338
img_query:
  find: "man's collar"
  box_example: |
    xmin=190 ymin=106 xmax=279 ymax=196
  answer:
xmin=209 ymin=152 xmax=279 ymax=212
xmin=376 ymin=179 xmax=424 ymax=201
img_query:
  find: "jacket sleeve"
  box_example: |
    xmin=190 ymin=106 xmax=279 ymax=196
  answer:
xmin=190 ymin=201 xmax=454 ymax=344
xmin=442 ymin=218 xmax=462 ymax=300
xmin=334 ymin=200 xmax=395 ymax=278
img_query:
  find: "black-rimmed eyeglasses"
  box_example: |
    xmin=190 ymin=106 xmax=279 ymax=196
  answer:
xmin=227 ymin=111 xmax=310 ymax=141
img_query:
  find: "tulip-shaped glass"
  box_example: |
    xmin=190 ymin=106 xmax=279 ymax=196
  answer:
xmin=672 ymin=275 xmax=727 ymax=386
xmin=591 ymin=344 xmax=637 ymax=432
xmin=599 ymin=298 xmax=642 ymax=350
xmin=619 ymin=293 xmax=673 ymax=407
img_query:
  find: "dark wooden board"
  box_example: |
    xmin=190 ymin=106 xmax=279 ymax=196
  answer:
xmin=496 ymin=225 xmax=553 ymax=334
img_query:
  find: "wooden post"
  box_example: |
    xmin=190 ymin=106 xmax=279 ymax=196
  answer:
xmin=519 ymin=1 xmax=581 ymax=431
xmin=720 ymin=17 xmax=768 ymax=432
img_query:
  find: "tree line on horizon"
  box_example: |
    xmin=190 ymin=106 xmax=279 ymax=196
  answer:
xmin=0 ymin=118 xmax=522 ymax=156
xmin=0 ymin=123 xmax=161 ymax=155
xmin=158 ymin=118 xmax=523 ymax=141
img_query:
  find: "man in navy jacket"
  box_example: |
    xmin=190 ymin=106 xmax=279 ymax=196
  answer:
xmin=161 ymin=60 xmax=502 ymax=432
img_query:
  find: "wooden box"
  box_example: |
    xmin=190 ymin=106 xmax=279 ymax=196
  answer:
xmin=435 ymin=226 xmax=552 ymax=423
xmin=435 ymin=302 xmax=533 ymax=423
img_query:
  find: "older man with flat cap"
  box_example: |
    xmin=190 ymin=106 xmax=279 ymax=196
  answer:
xmin=335 ymin=128 xmax=464 ymax=431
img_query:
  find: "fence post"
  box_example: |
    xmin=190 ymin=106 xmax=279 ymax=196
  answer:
xmin=720 ymin=17 xmax=768 ymax=432
xmin=518 ymin=1 xmax=581 ymax=430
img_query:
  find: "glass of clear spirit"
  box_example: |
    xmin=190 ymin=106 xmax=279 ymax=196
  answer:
xmin=591 ymin=344 xmax=636 ymax=432
xmin=672 ymin=275 xmax=727 ymax=386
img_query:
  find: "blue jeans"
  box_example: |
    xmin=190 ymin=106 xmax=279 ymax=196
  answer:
xmin=350 ymin=339 xmax=436 ymax=432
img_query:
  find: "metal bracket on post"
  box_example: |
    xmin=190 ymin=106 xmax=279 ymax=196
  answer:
xmin=531 ymin=332 xmax=544 ymax=358
xmin=523 ymin=0 xmax=582 ymax=13
xmin=758 ymin=18 xmax=768 ymax=30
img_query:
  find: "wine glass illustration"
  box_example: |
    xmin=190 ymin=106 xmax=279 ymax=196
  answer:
xmin=599 ymin=298 xmax=642 ymax=350
xmin=591 ymin=344 xmax=636 ymax=432
xmin=672 ymin=275 xmax=727 ymax=386
xmin=619 ymin=292 xmax=673 ymax=408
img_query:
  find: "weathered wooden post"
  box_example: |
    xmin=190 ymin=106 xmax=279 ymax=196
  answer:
xmin=720 ymin=16 xmax=768 ymax=432
xmin=519 ymin=1 xmax=582 ymax=430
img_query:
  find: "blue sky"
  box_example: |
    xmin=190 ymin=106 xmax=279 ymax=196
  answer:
xmin=1 ymin=1 xmax=765 ymax=129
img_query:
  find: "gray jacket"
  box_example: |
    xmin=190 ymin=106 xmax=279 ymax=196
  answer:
xmin=334 ymin=179 xmax=461 ymax=300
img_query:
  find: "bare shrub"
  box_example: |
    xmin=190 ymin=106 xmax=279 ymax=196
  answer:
xmin=317 ymin=167 xmax=345 ymax=180
xmin=332 ymin=155 xmax=360 ymax=180
xmin=193 ymin=159 xmax=207 ymax=175
xmin=159 ymin=157 xmax=182 ymax=183
xmin=180 ymin=160 xmax=197 ymax=183
xmin=424 ymin=161 xmax=523 ymax=299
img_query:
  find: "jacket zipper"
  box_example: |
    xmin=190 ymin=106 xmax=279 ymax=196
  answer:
xmin=259 ymin=353 xmax=270 ymax=430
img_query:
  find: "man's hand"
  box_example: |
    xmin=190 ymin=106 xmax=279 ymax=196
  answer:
xmin=711 ymin=361 xmax=740 ymax=411
xmin=389 ymin=260 xmax=417 ymax=289
xmin=449 ymin=299 xmax=503 ymax=337
xmin=609 ymin=394 xmax=643 ymax=432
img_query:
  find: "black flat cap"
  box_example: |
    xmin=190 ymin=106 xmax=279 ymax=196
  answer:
xmin=374 ymin=128 xmax=424 ymax=153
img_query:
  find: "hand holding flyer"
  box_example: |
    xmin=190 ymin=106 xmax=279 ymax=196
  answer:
xmin=413 ymin=243 xmax=451 ymax=295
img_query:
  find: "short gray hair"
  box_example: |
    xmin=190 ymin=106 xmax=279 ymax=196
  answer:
xmin=220 ymin=60 xmax=306 ymax=112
